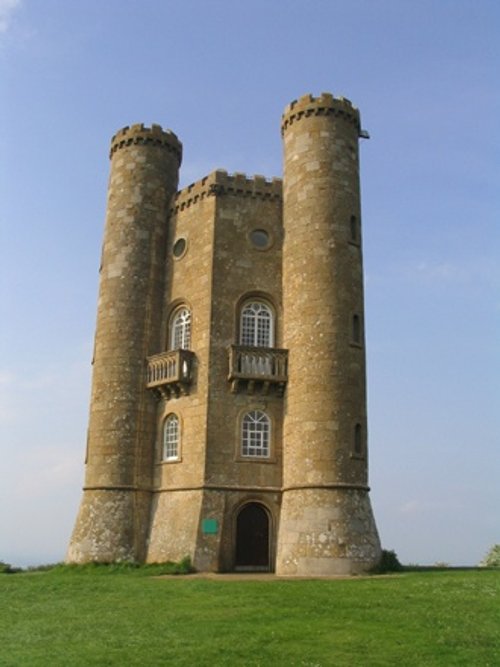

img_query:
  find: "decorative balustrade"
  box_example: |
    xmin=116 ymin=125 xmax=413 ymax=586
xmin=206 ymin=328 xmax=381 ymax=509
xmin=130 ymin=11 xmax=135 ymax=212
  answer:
xmin=228 ymin=345 xmax=288 ymax=396
xmin=146 ymin=349 xmax=194 ymax=399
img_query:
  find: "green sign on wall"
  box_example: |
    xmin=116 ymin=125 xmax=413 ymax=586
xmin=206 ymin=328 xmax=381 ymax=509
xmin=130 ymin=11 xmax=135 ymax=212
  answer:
xmin=202 ymin=518 xmax=218 ymax=534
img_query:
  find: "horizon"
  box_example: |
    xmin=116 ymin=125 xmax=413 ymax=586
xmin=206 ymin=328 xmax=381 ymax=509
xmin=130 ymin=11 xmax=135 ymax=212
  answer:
xmin=1 ymin=0 xmax=499 ymax=568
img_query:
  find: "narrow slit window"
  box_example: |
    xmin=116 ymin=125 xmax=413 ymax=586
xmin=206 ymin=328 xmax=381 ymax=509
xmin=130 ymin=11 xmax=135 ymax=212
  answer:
xmin=350 ymin=215 xmax=358 ymax=242
xmin=354 ymin=423 xmax=363 ymax=455
xmin=352 ymin=314 xmax=361 ymax=344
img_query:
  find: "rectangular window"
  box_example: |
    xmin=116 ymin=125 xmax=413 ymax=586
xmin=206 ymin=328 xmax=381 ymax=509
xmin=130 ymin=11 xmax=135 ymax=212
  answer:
xmin=242 ymin=411 xmax=270 ymax=457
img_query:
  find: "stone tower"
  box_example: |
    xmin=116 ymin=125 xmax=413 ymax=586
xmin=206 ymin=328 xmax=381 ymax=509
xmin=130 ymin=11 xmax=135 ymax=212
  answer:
xmin=68 ymin=93 xmax=381 ymax=574
xmin=276 ymin=94 xmax=380 ymax=575
xmin=67 ymin=124 xmax=181 ymax=562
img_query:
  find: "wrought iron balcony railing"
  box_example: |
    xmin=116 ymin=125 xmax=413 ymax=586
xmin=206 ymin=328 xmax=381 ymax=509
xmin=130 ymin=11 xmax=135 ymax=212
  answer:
xmin=228 ymin=345 xmax=288 ymax=396
xmin=146 ymin=349 xmax=195 ymax=399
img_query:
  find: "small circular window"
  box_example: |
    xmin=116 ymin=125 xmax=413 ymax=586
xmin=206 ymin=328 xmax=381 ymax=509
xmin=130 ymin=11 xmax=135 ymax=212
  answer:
xmin=173 ymin=237 xmax=187 ymax=258
xmin=250 ymin=229 xmax=270 ymax=249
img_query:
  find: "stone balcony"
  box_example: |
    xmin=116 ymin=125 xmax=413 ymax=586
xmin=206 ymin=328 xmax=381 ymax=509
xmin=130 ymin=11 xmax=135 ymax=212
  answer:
xmin=228 ymin=345 xmax=288 ymax=396
xmin=146 ymin=349 xmax=195 ymax=399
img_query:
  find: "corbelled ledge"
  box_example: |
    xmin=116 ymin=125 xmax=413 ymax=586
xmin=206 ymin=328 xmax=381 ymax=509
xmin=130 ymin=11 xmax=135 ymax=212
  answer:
xmin=281 ymin=92 xmax=361 ymax=135
xmin=109 ymin=123 xmax=183 ymax=164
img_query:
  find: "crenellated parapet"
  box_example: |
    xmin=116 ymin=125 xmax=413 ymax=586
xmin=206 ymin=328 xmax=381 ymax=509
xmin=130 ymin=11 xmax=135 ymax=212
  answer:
xmin=110 ymin=123 xmax=182 ymax=164
xmin=172 ymin=169 xmax=282 ymax=212
xmin=281 ymin=93 xmax=361 ymax=135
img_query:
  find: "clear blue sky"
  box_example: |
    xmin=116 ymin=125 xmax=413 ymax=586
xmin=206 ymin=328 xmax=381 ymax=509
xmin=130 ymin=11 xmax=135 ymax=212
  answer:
xmin=1 ymin=0 xmax=498 ymax=567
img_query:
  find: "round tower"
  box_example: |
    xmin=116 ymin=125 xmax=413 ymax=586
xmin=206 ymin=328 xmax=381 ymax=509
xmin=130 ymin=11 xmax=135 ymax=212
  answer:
xmin=276 ymin=93 xmax=381 ymax=575
xmin=67 ymin=124 xmax=181 ymax=562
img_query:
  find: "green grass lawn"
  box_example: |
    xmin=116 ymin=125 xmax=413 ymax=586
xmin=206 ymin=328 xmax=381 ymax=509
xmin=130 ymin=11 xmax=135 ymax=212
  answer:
xmin=1 ymin=568 xmax=499 ymax=666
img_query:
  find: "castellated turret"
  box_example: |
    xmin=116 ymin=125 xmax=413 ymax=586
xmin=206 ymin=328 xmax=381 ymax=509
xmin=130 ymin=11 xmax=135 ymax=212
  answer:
xmin=67 ymin=124 xmax=182 ymax=562
xmin=276 ymin=94 xmax=380 ymax=574
xmin=67 ymin=93 xmax=381 ymax=574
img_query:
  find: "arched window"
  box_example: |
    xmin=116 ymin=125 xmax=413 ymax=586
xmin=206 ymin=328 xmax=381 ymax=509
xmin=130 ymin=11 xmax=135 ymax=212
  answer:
xmin=170 ymin=307 xmax=191 ymax=350
xmin=163 ymin=414 xmax=180 ymax=461
xmin=241 ymin=410 xmax=270 ymax=458
xmin=240 ymin=302 xmax=274 ymax=347
xmin=354 ymin=423 xmax=363 ymax=456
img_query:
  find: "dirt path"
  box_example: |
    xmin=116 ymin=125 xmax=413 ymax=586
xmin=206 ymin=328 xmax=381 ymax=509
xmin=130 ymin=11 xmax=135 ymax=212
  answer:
xmin=157 ymin=572 xmax=373 ymax=581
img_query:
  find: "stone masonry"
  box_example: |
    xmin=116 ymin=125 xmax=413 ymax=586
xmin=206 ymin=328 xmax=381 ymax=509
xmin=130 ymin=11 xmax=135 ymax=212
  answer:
xmin=67 ymin=93 xmax=381 ymax=575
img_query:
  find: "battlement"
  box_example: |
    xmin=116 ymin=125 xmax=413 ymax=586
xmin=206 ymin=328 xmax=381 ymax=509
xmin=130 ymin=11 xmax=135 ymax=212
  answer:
xmin=281 ymin=92 xmax=361 ymax=135
xmin=110 ymin=123 xmax=182 ymax=164
xmin=173 ymin=169 xmax=282 ymax=212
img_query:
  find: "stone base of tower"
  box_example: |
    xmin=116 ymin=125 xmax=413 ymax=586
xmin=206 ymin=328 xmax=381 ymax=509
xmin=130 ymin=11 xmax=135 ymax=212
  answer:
xmin=66 ymin=489 xmax=147 ymax=563
xmin=276 ymin=487 xmax=381 ymax=576
xmin=146 ymin=489 xmax=205 ymax=566
xmin=146 ymin=488 xmax=281 ymax=572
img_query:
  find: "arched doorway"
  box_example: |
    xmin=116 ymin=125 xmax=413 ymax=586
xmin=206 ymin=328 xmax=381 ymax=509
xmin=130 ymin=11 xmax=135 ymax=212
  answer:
xmin=235 ymin=503 xmax=270 ymax=571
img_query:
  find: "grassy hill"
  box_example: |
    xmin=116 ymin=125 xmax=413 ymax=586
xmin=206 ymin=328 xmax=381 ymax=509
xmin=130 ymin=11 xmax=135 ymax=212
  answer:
xmin=1 ymin=567 xmax=499 ymax=666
